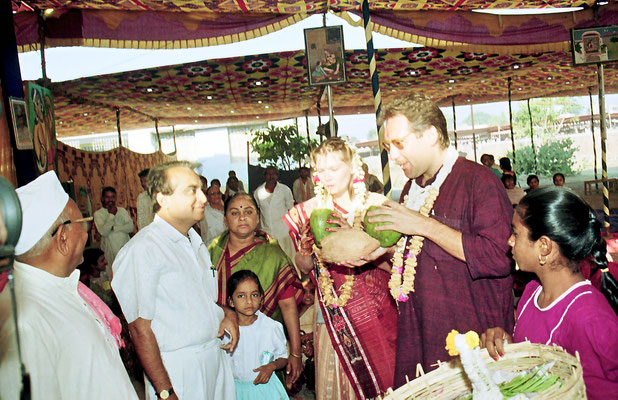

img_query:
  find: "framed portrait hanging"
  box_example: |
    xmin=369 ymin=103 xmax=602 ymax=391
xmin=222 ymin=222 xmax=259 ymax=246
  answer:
xmin=572 ymin=25 xmax=618 ymax=65
xmin=9 ymin=97 xmax=32 ymax=150
xmin=304 ymin=26 xmax=347 ymax=86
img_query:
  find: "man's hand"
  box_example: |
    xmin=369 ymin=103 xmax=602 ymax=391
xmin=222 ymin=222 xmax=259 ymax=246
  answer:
xmin=367 ymin=200 xmax=429 ymax=236
xmin=105 ymin=204 xmax=118 ymax=215
xmin=218 ymin=306 xmax=239 ymax=352
xmin=480 ymin=327 xmax=513 ymax=361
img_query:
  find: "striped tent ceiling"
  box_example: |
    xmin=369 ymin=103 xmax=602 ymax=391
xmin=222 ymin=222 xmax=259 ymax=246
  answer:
xmin=51 ymin=47 xmax=618 ymax=137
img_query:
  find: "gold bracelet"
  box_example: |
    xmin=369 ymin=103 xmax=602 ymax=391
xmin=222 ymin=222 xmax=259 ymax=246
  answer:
xmin=290 ymin=352 xmax=302 ymax=359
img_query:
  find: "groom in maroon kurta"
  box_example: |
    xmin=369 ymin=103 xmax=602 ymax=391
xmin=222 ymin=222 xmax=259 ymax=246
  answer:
xmin=368 ymin=93 xmax=514 ymax=387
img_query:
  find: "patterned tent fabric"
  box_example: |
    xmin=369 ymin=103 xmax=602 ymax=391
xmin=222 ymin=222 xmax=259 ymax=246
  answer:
xmin=13 ymin=1 xmax=608 ymax=52
xmin=13 ymin=1 xmax=597 ymax=13
xmin=51 ymin=47 xmax=618 ymax=137
xmin=14 ymin=9 xmax=308 ymax=52
xmin=343 ymin=4 xmax=618 ymax=55
xmin=56 ymin=141 xmax=172 ymax=231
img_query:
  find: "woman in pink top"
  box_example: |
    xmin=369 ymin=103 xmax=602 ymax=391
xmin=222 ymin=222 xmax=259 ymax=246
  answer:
xmin=481 ymin=187 xmax=618 ymax=400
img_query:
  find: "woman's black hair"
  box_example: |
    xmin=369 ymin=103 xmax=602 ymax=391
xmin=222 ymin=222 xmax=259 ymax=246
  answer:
xmin=526 ymin=174 xmax=539 ymax=185
xmin=553 ymin=173 xmax=565 ymax=182
xmin=223 ymin=192 xmax=259 ymax=216
xmin=501 ymin=174 xmax=516 ymax=186
xmin=517 ymin=187 xmax=607 ymax=273
xmin=226 ymin=270 xmax=264 ymax=304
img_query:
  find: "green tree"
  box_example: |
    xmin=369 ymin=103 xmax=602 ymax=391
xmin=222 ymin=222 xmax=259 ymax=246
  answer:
xmin=508 ymin=138 xmax=578 ymax=176
xmin=513 ymin=97 xmax=583 ymax=140
xmin=249 ymin=125 xmax=319 ymax=170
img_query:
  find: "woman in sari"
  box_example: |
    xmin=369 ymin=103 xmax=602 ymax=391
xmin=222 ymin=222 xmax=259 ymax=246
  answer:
xmin=284 ymin=137 xmax=398 ymax=399
xmin=208 ymin=193 xmax=304 ymax=387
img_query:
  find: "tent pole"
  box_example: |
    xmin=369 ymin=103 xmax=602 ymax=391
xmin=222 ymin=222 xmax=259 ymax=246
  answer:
xmin=508 ymin=77 xmax=516 ymax=172
xmin=305 ymin=111 xmax=311 ymax=157
xmin=327 ymin=85 xmax=335 ymax=137
xmin=362 ymin=0 xmax=391 ymax=198
xmin=589 ymin=87 xmax=598 ymax=182
xmin=527 ymin=99 xmax=537 ymax=174
xmin=470 ymin=103 xmax=477 ymax=162
xmin=451 ymin=97 xmax=457 ymax=150
xmin=172 ymin=125 xmax=178 ymax=154
xmin=37 ymin=11 xmax=48 ymax=81
xmin=597 ymin=63 xmax=610 ymax=233
xmin=116 ymin=107 xmax=122 ymax=147
xmin=155 ymin=118 xmax=162 ymax=152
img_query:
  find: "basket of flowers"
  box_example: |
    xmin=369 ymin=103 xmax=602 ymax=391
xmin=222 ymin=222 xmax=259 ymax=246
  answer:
xmin=382 ymin=331 xmax=586 ymax=400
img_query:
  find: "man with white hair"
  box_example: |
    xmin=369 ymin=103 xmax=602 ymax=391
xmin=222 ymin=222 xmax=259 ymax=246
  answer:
xmin=0 ymin=171 xmax=137 ymax=400
xmin=113 ymin=161 xmax=237 ymax=400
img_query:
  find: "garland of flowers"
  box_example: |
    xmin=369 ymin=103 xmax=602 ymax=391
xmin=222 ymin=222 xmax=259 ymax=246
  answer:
xmin=312 ymin=141 xmax=366 ymax=308
xmin=388 ymin=187 xmax=439 ymax=302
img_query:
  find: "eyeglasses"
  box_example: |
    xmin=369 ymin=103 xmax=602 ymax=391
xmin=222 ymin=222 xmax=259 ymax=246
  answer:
xmin=51 ymin=216 xmax=94 ymax=237
xmin=381 ymin=132 xmax=414 ymax=152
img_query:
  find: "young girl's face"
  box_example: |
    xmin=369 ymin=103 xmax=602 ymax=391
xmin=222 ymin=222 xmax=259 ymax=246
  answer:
xmin=229 ymin=278 xmax=262 ymax=318
xmin=508 ymin=212 xmax=538 ymax=272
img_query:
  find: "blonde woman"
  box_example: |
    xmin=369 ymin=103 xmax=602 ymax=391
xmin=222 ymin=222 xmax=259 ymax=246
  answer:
xmin=284 ymin=138 xmax=397 ymax=399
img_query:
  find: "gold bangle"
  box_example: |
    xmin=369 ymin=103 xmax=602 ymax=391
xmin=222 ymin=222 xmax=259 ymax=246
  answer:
xmin=290 ymin=353 xmax=302 ymax=359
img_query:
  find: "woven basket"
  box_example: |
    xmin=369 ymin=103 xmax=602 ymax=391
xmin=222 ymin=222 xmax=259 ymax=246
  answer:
xmin=382 ymin=342 xmax=586 ymax=400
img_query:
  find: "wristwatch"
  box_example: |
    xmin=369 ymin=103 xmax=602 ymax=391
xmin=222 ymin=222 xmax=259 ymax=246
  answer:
xmin=157 ymin=388 xmax=174 ymax=399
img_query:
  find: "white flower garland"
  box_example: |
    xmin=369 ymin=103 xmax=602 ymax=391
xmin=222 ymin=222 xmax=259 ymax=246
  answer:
xmin=389 ymin=147 xmax=459 ymax=302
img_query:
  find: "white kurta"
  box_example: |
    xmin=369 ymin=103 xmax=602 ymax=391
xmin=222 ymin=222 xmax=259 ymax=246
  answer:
xmin=0 ymin=262 xmax=137 ymax=400
xmin=199 ymin=204 xmax=226 ymax=246
xmin=230 ymin=311 xmax=288 ymax=382
xmin=136 ymin=191 xmax=155 ymax=230
xmin=112 ymin=215 xmax=235 ymax=400
xmin=254 ymin=182 xmax=296 ymax=263
xmin=94 ymin=207 xmax=134 ymax=269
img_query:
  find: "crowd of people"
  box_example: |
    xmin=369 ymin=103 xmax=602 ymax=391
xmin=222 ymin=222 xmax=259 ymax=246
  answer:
xmin=1 ymin=93 xmax=617 ymax=400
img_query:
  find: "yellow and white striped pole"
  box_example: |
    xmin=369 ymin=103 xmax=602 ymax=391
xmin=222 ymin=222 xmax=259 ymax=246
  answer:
xmin=597 ymin=63 xmax=610 ymax=232
xmin=362 ymin=0 xmax=391 ymax=198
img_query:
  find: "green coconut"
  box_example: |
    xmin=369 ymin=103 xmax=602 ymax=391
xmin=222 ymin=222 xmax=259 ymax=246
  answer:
xmin=363 ymin=205 xmax=403 ymax=247
xmin=310 ymin=208 xmax=338 ymax=248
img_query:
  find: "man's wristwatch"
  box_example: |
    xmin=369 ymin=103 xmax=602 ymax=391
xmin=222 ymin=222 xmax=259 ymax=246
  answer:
xmin=157 ymin=388 xmax=174 ymax=399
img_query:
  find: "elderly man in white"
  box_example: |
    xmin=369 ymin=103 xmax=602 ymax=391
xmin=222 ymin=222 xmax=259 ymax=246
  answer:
xmin=199 ymin=185 xmax=226 ymax=246
xmin=253 ymin=166 xmax=296 ymax=264
xmin=0 ymin=171 xmax=137 ymax=400
xmin=112 ymin=161 xmax=238 ymax=400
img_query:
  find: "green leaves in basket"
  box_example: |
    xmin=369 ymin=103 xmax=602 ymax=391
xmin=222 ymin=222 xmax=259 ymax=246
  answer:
xmin=459 ymin=361 xmax=560 ymax=400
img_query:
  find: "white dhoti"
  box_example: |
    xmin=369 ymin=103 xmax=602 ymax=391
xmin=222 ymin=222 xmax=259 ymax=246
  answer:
xmin=145 ymin=339 xmax=235 ymax=400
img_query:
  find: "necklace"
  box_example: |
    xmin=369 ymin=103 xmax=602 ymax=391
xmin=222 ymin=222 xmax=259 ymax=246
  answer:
xmin=388 ymin=188 xmax=439 ymax=302
xmin=312 ymin=141 xmax=366 ymax=308
xmin=389 ymin=147 xmax=459 ymax=302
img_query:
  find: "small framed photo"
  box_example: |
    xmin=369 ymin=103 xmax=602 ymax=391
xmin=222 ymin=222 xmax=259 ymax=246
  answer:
xmin=571 ymin=25 xmax=618 ymax=65
xmin=304 ymin=26 xmax=347 ymax=86
xmin=9 ymin=97 xmax=32 ymax=150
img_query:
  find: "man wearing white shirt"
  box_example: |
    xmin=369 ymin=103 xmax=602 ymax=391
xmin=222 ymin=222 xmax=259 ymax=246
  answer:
xmin=0 ymin=171 xmax=137 ymax=400
xmin=253 ymin=166 xmax=296 ymax=264
xmin=94 ymin=186 xmax=134 ymax=270
xmin=199 ymin=185 xmax=226 ymax=246
xmin=137 ymin=169 xmax=155 ymax=230
xmin=112 ymin=161 xmax=238 ymax=400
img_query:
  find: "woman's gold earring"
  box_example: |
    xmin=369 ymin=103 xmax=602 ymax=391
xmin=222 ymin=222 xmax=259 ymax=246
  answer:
xmin=538 ymin=254 xmax=548 ymax=266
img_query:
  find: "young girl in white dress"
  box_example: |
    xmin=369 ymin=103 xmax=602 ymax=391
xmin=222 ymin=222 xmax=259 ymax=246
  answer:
xmin=227 ymin=270 xmax=289 ymax=400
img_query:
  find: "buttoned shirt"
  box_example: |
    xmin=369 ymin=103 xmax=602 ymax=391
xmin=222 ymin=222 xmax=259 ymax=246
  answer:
xmin=254 ymin=182 xmax=294 ymax=240
xmin=199 ymin=204 xmax=226 ymax=246
xmin=94 ymin=206 xmax=134 ymax=267
xmin=2 ymin=262 xmax=137 ymax=400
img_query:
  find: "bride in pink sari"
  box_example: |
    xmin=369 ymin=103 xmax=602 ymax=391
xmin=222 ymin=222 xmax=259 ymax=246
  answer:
xmin=284 ymin=137 xmax=397 ymax=399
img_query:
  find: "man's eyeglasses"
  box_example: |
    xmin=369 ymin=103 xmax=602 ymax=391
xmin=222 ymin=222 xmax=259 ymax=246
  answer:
xmin=51 ymin=217 xmax=94 ymax=237
xmin=380 ymin=132 xmax=414 ymax=152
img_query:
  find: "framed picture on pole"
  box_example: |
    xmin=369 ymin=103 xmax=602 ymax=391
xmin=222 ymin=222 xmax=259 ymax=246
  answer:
xmin=9 ymin=97 xmax=32 ymax=150
xmin=572 ymin=25 xmax=618 ymax=65
xmin=304 ymin=26 xmax=346 ymax=86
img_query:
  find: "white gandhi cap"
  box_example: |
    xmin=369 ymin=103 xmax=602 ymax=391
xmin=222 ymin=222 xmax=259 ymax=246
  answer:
xmin=15 ymin=171 xmax=69 ymax=255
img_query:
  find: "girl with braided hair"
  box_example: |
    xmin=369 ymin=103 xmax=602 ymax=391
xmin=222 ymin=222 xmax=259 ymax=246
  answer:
xmin=481 ymin=187 xmax=618 ymax=399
